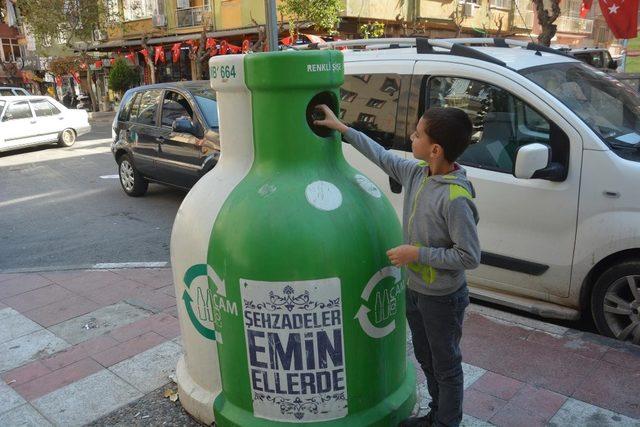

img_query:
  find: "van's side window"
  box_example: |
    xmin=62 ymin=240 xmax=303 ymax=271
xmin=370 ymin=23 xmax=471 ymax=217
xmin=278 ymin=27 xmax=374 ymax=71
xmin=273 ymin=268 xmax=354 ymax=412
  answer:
xmin=341 ymin=74 xmax=401 ymax=149
xmin=424 ymin=76 xmax=569 ymax=174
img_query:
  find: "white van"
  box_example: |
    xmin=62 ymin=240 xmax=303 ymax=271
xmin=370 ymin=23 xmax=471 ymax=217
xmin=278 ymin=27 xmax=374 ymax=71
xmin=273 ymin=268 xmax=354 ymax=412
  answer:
xmin=330 ymin=38 xmax=640 ymax=343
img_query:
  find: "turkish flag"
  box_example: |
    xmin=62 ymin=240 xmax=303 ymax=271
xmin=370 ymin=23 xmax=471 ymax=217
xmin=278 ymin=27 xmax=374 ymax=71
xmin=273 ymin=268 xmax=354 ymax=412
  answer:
xmin=599 ymin=0 xmax=639 ymax=38
xmin=72 ymin=71 xmax=81 ymax=84
xmin=219 ymin=40 xmax=228 ymax=55
xmin=125 ymin=52 xmax=135 ymax=64
xmin=154 ymin=46 xmax=166 ymax=64
xmin=171 ymin=43 xmax=181 ymax=63
xmin=580 ymin=0 xmax=593 ymax=18
xmin=139 ymin=48 xmax=149 ymax=60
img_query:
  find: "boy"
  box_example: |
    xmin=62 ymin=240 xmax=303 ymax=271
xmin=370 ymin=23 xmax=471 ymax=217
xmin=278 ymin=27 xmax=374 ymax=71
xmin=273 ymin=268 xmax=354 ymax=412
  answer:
xmin=315 ymin=105 xmax=480 ymax=427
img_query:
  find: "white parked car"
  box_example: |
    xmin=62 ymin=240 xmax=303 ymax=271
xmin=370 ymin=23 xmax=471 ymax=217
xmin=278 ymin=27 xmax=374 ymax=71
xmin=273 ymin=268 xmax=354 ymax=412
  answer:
xmin=324 ymin=38 xmax=640 ymax=342
xmin=0 ymin=96 xmax=90 ymax=153
xmin=0 ymin=86 xmax=30 ymax=96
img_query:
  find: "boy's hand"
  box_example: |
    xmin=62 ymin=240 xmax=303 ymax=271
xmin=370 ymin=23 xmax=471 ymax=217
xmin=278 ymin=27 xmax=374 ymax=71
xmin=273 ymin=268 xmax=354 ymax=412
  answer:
xmin=386 ymin=245 xmax=420 ymax=267
xmin=314 ymin=104 xmax=348 ymax=134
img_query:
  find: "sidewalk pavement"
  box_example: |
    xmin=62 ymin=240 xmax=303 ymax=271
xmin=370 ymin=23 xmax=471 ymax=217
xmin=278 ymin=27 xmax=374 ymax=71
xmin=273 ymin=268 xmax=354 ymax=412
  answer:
xmin=0 ymin=268 xmax=639 ymax=426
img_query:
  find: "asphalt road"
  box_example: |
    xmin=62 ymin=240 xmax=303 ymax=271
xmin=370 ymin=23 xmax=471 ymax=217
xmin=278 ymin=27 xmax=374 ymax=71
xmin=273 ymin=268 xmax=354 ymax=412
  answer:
xmin=0 ymin=117 xmax=185 ymax=271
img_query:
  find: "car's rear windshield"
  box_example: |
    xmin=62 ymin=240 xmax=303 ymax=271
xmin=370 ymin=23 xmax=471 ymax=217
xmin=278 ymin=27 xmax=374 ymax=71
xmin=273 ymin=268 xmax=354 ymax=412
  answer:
xmin=0 ymin=89 xmax=13 ymax=96
xmin=189 ymin=87 xmax=219 ymax=128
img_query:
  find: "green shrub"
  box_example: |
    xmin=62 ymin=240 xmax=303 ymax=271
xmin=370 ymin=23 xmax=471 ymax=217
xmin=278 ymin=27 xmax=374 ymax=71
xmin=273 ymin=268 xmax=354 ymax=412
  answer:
xmin=108 ymin=58 xmax=139 ymax=94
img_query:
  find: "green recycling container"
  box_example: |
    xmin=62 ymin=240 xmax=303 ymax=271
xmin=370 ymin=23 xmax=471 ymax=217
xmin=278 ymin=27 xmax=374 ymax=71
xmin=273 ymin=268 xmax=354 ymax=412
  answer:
xmin=208 ymin=50 xmax=415 ymax=426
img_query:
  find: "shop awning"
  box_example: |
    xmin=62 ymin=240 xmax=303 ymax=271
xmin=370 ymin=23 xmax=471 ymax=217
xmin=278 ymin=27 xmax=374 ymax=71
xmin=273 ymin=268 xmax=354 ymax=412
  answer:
xmin=81 ymin=22 xmax=311 ymax=52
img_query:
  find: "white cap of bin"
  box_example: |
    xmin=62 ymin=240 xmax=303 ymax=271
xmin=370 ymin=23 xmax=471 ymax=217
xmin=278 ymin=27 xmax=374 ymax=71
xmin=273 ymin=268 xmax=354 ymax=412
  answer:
xmin=170 ymin=53 xmax=254 ymax=425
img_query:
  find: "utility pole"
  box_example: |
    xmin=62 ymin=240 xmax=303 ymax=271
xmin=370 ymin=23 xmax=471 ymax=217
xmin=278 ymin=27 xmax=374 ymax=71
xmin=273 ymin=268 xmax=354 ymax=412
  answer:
xmin=264 ymin=0 xmax=279 ymax=52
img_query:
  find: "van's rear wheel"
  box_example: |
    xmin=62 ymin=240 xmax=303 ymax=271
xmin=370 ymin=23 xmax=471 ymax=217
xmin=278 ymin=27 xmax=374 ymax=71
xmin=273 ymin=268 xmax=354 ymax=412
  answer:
xmin=591 ymin=260 xmax=640 ymax=344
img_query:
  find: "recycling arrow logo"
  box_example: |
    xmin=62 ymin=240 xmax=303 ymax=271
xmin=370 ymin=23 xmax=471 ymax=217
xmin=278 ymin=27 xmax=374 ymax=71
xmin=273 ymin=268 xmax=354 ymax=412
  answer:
xmin=182 ymin=263 xmax=227 ymax=342
xmin=354 ymin=266 xmax=402 ymax=339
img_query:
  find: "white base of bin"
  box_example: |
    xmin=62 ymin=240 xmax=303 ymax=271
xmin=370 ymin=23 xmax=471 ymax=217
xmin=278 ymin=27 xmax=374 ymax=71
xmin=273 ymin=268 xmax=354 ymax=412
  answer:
xmin=176 ymin=355 xmax=217 ymax=425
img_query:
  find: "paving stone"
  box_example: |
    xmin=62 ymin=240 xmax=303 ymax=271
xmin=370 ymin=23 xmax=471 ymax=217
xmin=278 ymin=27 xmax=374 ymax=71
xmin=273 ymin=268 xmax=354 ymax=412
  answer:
xmin=39 ymin=270 xmax=92 ymax=284
xmin=2 ymin=361 xmax=51 ymax=386
xmin=40 ymin=335 xmax=119 ymax=370
xmin=112 ymin=268 xmax=174 ymax=289
xmin=92 ymin=331 xmax=167 ymax=367
xmin=572 ymin=359 xmax=640 ymax=419
xmin=490 ymin=401 xmax=548 ymax=427
xmin=0 ymin=404 xmax=52 ymax=426
xmin=462 ymin=389 xmax=508 ymax=421
xmin=32 ymin=370 xmax=142 ymax=426
xmin=508 ymin=384 xmax=567 ymax=420
xmin=0 ymin=308 xmax=42 ymax=344
xmin=126 ymin=288 xmax=176 ymax=314
xmin=463 ymin=362 xmax=486 ymax=390
xmin=0 ymin=329 xmax=69 ymax=373
xmin=471 ymin=371 xmax=525 ymax=401
xmin=108 ymin=313 xmax=171 ymax=342
xmin=48 ymin=301 xmax=151 ymax=345
xmin=109 ymin=340 xmax=181 ymax=394
xmin=602 ymin=347 xmax=640 ymax=368
xmin=548 ymin=398 xmax=640 ymax=427
xmin=0 ymin=381 xmax=26 ymax=414
xmin=84 ymin=279 xmax=144 ymax=306
xmin=461 ymin=414 xmax=495 ymax=426
xmin=526 ymin=330 xmax=608 ymax=361
xmin=54 ymin=270 xmax=124 ymax=295
xmin=24 ymin=296 xmax=101 ymax=328
xmin=0 ymin=274 xmax=53 ymax=300
xmin=2 ymin=284 xmax=75 ymax=313
xmin=14 ymin=358 xmax=104 ymax=401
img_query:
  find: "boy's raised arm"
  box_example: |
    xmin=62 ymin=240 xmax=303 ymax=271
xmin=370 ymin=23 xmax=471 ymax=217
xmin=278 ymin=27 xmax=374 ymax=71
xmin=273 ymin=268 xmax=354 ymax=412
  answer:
xmin=314 ymin=105 xmax=418 ymax=185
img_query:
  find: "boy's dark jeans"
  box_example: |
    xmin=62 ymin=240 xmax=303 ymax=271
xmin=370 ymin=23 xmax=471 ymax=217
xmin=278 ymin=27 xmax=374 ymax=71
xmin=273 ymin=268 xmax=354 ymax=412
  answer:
xmin=406 ymin=285 xmax=470 ymax=427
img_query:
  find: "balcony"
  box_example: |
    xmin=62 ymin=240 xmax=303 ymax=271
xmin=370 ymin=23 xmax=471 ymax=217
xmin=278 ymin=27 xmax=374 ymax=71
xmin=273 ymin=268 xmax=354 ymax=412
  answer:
xmin=489 ymin=0 xmax=512 ymax=10
xmin=513 ymin=9 xmax=535 ymax=29
xmin=556 ymin=15 xmax=594 ymax=34
xmin=176 ymin=4 xmax=211 ymax=28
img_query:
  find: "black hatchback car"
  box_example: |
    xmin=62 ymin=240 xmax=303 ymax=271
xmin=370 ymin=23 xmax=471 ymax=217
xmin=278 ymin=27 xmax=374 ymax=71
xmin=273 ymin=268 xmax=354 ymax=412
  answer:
xmin=111 ymin=81 xmax=219 ymax=196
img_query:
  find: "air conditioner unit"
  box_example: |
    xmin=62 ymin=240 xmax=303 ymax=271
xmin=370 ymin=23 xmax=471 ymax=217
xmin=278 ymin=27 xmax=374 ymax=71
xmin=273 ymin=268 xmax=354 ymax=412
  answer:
xmin=93 ymin=29 xmax=107 ymax=41
xmin=152 ymin=13 xmax=167 ymax=27
xmin=463 ymin=2 xmax=479 ymax=17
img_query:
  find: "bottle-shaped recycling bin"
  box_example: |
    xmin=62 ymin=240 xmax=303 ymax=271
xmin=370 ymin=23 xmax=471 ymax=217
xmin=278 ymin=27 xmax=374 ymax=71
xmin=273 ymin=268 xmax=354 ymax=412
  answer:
xmin=207 ymin=50 xmax=415 ymax=426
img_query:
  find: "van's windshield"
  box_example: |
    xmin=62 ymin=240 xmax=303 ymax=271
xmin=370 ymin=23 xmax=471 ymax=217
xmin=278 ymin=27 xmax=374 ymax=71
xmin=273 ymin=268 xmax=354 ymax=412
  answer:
xmin=521 ymin=62 xmax=640 ymax=161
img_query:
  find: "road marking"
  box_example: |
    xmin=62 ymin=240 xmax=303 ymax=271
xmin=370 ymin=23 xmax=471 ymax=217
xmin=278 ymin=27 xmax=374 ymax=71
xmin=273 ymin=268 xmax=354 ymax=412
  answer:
xmin=92 ymin=262 xmax=168 ymax=269
xmin=100 ymin=175 xmax=119 ymax=179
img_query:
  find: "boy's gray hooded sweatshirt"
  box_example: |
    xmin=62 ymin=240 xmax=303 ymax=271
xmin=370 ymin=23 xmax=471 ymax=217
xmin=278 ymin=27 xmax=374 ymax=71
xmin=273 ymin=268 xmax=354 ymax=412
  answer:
xmin=344 ymin=128 xmax=481 ymax=297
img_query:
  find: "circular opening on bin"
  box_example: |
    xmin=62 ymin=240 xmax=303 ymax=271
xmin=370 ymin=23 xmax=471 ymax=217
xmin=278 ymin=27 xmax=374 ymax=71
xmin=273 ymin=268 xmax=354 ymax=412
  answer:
xmin=306 ymin=91 xmax=338 ymax=138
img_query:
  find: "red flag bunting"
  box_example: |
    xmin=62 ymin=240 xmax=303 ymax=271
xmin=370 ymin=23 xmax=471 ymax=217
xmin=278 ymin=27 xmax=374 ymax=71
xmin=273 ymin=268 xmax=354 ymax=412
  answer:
xmin=219 ymin=40 xmax=228 ymax=55
xmin=205 ymin=38 xmax=217 ymax=55
xmin=186 ymin=39 xmax=199 ymax=53
xmin=580 ymin=0 xmax=593 ymax=18
xmin=227 ymin=42 xmax=242 ymax=54
xmin=154 ymin=46 xmax=166 ymax=64
xmin=242 ymin=39 xmax=250 ymax=53
xmin=72 ymin=71 xmax=81 ymax=84
xmin=94 ymin=60 xmax=102 ymax=69
xmin=598 ymin=0 xmax=639 ymax=39
xmin=139 ymin=48 xmax=149 ymax=60
xmin=55 ymin=76 xmax=63 ymax=86
xmin=125 ymin=51 xmax=135 ymax=64
xmin=171 ymin=42 xmax=182 ymax=63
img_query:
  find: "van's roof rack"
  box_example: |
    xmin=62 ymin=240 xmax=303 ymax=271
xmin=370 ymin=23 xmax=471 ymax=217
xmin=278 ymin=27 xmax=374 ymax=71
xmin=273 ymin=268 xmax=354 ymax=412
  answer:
xmin=293 ymin=37 xmax=573 ymax=68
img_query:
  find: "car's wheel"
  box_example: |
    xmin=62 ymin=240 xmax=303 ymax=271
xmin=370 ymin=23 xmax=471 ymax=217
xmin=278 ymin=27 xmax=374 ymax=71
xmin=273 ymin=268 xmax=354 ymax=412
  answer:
xmin=58 ymin=128 xmax=76 ymax=147
xmin=118 ymin=154 xmax=148 ymax=197
xmin=591 ymin=260 xmax=640 ymax=344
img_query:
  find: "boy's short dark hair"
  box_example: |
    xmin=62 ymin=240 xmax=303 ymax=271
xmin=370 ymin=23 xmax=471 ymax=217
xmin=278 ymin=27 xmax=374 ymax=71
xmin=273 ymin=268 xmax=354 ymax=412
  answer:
xmin=421 ymin=107 xmax=472 ymax=163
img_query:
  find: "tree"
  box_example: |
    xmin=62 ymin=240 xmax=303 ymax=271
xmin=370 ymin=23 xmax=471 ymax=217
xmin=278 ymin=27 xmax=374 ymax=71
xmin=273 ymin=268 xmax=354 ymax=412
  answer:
xmin=532 ymin=0 xmax=561 ymax=46
xmin=108 ymin=58 xmax=138 ymax=96
xmin=359 ymin=22 xmax=386 ymax=39
xmin=17 ymin=0 xmax=108 ymax=110
xmin=278 ymin=0 xmax=343 ymax=43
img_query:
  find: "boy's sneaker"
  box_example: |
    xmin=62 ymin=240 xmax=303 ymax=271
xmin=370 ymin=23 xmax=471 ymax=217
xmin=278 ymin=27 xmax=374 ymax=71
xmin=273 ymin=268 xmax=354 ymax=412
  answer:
xmin=398 ymin=410 xmax=435 ymax=427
